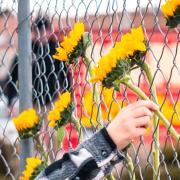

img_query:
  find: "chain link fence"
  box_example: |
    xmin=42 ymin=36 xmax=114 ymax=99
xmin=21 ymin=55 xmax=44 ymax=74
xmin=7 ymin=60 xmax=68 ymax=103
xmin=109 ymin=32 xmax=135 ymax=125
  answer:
xmin=0 ymin=0 xmax=180 ymax=179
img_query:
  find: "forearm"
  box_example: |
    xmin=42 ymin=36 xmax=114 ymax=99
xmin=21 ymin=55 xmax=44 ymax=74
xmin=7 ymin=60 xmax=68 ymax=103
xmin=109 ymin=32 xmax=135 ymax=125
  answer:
xmin=35 ymin=128 xmax=126 ymax=180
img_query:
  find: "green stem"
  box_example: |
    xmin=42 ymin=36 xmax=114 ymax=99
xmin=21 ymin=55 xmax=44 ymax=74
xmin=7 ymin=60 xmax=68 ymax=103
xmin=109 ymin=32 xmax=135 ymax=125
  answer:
xmin=71 ymin=115 xmax=83 ymax=142
xmin=126 ymin=153 xmax=136 ymax=180
xmin=122 ymin=79 xmax=180 ymax=142
xmin=142 ymin=62 xmax=160 ymax=180
xmin=105 ymin=173 xmax=116 ymax=180
xmin=34 ymin=135 xmax=48 ymax=165
xmin=57 ymin=126 xmax=65 ymax=148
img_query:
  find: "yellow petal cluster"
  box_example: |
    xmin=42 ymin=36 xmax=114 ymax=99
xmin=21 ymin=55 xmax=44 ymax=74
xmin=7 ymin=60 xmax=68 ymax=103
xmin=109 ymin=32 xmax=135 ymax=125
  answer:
xmin=53 ymin=22 xmax=84 ymax=61
xmin=48 ymin=92 xmax=71 ymax=127
xmin=13 ymin=109 xmax=39 ymax=132
xmin=115 ymin=27 xmax=146 ymax=58
xmin=91 ymin=27 xmax=146 ymax=83
xmin=20 ymin=157 xmax=42 ymax=180
xmin=161 ymin=0 xmax=180 ymax=18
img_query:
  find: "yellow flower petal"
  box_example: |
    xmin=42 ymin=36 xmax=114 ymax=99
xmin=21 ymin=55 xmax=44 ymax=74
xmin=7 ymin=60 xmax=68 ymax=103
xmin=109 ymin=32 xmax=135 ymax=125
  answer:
xmin=13 ymin=109 xmax=39 ymax=132
xmin=161 ymin=0 xmax=180 ymax=18
xmin=53 ymin=22 xmax=85 ymax=62
xmin=53 ymin=48 xmax=68 ymax=61
xmin=47 ymin=91 xmax=71 ymax=128
xmin=20 ymin=157 xmax=42 ymax=180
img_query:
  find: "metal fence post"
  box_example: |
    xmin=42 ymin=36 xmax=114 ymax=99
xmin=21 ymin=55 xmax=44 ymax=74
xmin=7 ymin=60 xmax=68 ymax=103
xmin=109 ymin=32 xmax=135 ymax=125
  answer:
xmin=18 ymin=0 xmax=33 ymax=172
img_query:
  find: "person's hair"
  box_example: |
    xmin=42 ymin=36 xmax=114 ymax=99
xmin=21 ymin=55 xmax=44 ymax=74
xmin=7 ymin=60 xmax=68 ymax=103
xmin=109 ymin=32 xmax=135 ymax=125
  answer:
xmin=33 ymin=15 xmax=51 ymax=32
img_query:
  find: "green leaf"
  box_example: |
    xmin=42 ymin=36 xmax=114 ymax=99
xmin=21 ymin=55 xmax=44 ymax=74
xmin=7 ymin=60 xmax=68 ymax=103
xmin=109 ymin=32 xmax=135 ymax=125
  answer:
xmin=57 ymin=126 xmax=65 ymax=148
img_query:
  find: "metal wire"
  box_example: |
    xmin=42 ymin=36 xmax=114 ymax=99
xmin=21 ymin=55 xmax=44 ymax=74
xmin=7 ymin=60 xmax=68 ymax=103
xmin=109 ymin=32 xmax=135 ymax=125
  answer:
xmin=0 ymin=0 xmax=179 ymax=179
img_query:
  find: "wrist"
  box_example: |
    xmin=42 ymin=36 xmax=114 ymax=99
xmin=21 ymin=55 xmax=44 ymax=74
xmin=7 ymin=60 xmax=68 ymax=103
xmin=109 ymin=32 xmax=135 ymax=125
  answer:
xmin=106 ymin=124 xmax=130 ymax=150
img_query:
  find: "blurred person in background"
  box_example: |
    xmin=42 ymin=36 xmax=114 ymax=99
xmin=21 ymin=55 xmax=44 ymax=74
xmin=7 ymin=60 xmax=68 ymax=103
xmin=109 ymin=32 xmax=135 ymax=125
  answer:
xmin=3 ymin=15 xmax=70 ymax=108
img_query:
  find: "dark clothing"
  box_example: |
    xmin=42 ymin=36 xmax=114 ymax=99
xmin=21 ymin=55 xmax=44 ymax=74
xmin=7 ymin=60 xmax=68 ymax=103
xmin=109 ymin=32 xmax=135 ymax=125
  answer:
xmin=4 ymin=38 xmax=69 ymax=106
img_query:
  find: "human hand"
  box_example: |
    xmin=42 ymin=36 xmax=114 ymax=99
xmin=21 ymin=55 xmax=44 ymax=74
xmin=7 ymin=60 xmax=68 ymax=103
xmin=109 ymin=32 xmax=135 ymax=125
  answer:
xmin=106 ymin=100 xmax=158 ymax=150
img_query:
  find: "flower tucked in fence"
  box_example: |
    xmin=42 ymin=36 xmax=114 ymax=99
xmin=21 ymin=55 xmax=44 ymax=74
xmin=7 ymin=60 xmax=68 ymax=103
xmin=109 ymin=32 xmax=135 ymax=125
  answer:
xmin=53 ymin=22 xmax=91 ymax=64
xmin=13 ymin=109 xmax=40 ymax=139
xmin=161 ymin=0 xmax=180 ymax=28
xmin=91 ymin=27 xmax=147 ymax=90
xmin=20 ymin=157 xmax=45 ymax=180
xmin=48 ymin=91 xmax=74 ymax=128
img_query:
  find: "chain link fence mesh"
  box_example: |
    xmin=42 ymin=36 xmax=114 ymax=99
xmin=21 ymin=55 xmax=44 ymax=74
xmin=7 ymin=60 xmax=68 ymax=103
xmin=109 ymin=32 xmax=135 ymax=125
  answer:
xmin=0 ymin=0 xmax=180 ymax=179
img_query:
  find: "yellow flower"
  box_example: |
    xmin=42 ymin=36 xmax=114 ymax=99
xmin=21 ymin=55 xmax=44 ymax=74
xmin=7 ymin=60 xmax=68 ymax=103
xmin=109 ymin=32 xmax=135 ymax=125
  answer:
xmin=118 ymin=27 xmax=146 ymax=58
xmin=54 ymin=101 xmax=64 ymax=112
xmin=59 ymin=91 xmax=71 ymax=108
xmin=135 ymin=42 xmax=146 ymax=52
xmin=131 ymin=27 xmax=145 ymax=42
xmin=61 ymin=36 xmax=78 ymax=53
xmin=90 ymin=47 xmax=120 ymax=83
xmin=70 ymin=22 xmax=84 ymax=42
xmin=53 ymin=48 xmax=68 ymax=61
xmin=161 ymin=0 xmax=180 ymax=18
xmin=90 ymin=66 xmax=107 ymax=83
xmin=48 ymin=91 xmax=71 ymax=128
xmin=13 ymin=109 xmax=39 ymax=132
xmin=91 ymin=26 xmax=146 ymax=84
xmin=113 ymin=45 xmax=126 ymax=60
xmin=98 ymin=56 xmax=111 ymax=74
xmin=161 ymin=3 xmax=174 ymax=17
xmin=53 ymin=22 xmax=84 ymax=62
xmin=20 ymin=157 xmax=42 ymax=180
xmin=48 ymin=110 xmax=61 ymax=127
